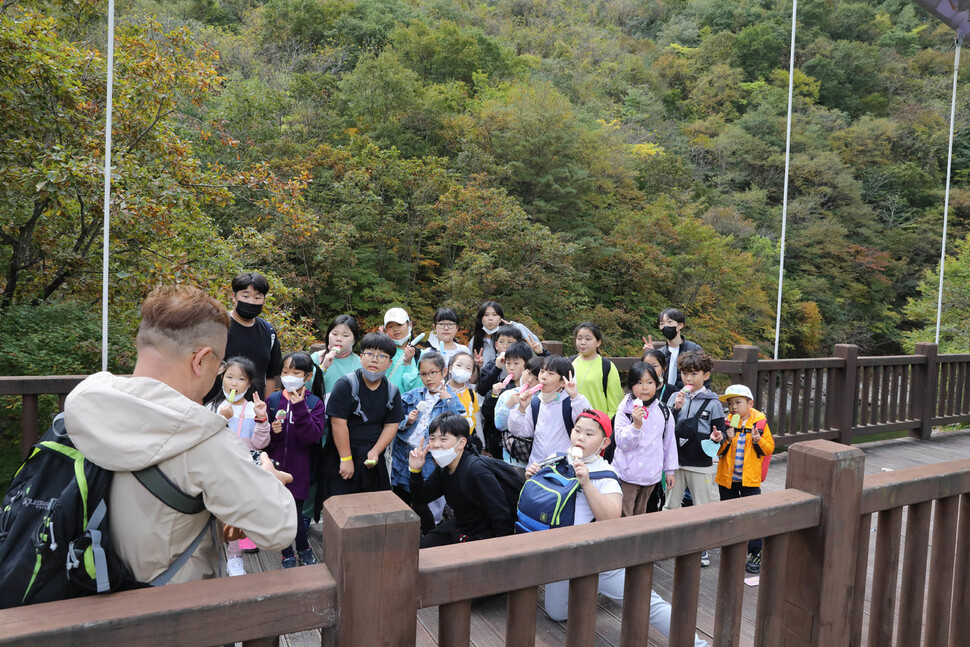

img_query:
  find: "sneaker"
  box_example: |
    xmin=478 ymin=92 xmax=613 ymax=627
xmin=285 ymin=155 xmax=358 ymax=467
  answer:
xmin=281 ymin=555 xmax=297 ymax=569
xmin=700 ymin=550 xmax=711 ymax=567
xmin=239 ymin=537 xmax=259 ymax=553
xmin=298 ymin=548 xmax=318 ymax=566
xmin=226 ymin=557 xmax=246 ymax=577
xmin=746 ymin=552 xmax=761 ymax=574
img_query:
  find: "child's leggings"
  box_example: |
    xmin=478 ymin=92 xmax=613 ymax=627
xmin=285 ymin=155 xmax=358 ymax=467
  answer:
xmin=543 ymin=570 xmax=710 ymax=646
xmin=281 ymin=498 xmax=310 ymax=558
xmin=718 ymin=483 xmax=763 ymax=554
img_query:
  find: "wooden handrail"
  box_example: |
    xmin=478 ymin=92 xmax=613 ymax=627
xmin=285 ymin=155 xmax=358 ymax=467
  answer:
xmin=0 ymin=563 xmax=337 ymax=647
xmin=860 ymin=457 xmax=970 ymax=514
xmin=417 ymin=489 xmax=819 ymax=606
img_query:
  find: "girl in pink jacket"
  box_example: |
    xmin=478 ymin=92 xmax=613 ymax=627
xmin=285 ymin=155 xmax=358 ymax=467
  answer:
xmin=612 ymin=362 xmax=678 ymax=517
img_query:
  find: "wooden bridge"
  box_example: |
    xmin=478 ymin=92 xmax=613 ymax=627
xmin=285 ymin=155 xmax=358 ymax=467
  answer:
xmin=0 ymin=342 xmax=969 ymax=646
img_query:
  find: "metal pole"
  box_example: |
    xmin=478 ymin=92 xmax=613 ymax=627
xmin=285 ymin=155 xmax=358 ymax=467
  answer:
xmin=774 ymin=0 xmax=798 ymax=360
xmin=101 ymin=0 xmax=115 ymax=372
xmin=936 ymin=35 xmax=962 ymax=345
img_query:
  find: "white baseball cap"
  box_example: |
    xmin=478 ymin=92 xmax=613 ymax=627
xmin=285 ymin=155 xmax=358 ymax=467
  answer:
xmin=719 ymin=384 xmax=754 ymax=403
xmin=384 ymin=307 xmax=410 ymax=325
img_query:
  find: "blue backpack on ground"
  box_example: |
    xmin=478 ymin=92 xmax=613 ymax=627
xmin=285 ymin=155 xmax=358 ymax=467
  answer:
xmin=515 ymin=453 xmax=620 ymax=533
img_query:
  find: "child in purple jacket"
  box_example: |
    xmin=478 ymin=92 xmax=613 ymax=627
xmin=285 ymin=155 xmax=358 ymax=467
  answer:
xmin=612 ymin=362 xmax=678 ymax=517
xmin=266 ymin=352 xmax=326 ymax=568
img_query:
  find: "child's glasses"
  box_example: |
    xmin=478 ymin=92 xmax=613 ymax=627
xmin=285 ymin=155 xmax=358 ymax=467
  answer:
xmin=361 ymin=351 xmax=391 ymax=361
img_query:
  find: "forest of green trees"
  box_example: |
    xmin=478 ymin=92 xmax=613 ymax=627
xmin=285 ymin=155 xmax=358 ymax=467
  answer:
xmin=3 ymin=0 xmax=970 ymax=376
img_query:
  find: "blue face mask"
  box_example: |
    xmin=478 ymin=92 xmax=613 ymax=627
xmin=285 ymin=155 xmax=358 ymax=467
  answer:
xmin=361 ymin=368 xmax=387 ymax=382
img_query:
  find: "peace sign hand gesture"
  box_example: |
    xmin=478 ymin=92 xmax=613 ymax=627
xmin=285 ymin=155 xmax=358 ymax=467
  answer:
xmin=642 ymin=335 xmax=654 ymax=352
xmin=252 ymin=392 xmax=267 ymax=420
xmin=409 ymin=438 xmax=430 ymax=472
xmin=473 ymin=349 xmax=485 ymax=367
xmin=564 ymin=371 xmax=579 ymax=399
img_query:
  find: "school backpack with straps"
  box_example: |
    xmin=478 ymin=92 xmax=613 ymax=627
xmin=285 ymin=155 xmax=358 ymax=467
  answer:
xmin=674 ymin=397 xmax=717 ymax=466
xmin=604 ymin=398 xmax=670 ymax=464
xmin=568 ymin=355 xmax=614 ymax=397
xmin=515 ymin=453 xmax=620 ymax=533
xmin=345 ymin=370 xmax=399 ymax=422
xmin=0 ymin=414 xmax=214 ymax=609
xmin=530 ymin=394 xmax=575 ymax=437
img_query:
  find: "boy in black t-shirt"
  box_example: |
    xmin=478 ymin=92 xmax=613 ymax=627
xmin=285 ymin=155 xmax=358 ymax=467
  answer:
xmin=323 ymin=333 xmax=405 ymax=499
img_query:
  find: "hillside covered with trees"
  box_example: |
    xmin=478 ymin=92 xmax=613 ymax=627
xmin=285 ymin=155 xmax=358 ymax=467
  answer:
xmin=2 ymin=0 xmax=970 ymax=376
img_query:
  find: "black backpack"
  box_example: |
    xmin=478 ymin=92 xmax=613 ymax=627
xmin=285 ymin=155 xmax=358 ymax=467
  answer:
xmin=0 ymin=414 xmax=213 ymax=609
xmin=467 ymin=448 xmax=525 ymax=527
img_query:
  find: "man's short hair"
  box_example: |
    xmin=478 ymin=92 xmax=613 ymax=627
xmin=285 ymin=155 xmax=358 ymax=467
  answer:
xmin=137 ymin=286 xmax=230 ymax=354
xmin=359 ymin=332 xmax=398 ymax=358
xmin=231 ymin=272 xmax=270 ymax=296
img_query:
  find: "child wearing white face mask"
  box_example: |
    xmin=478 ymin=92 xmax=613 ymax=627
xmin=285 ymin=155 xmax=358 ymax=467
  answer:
xmin=391 ymin=352 xmax=466 ymax=532
xmin=265 ymin=352 xmax=326 ymax=569
xmin=408 ymin=413 xmax=514 ymax=547
xmin=446 ymin=352 xmax=482 ymax=445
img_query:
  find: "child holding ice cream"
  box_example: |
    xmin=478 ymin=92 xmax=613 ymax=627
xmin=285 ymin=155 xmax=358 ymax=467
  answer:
xmin=710 ymin=384 xmax=774 ymax=574
xmin=391 ymin=351 xmax=466 ymax=532
xmin=507 ymin=355 xmax=590 ymax=465
xmin=571 ymin=322 xmax=624 ymax=418
xmin=665 ymin=351 xmax=724 ymax=567
xmin=205 ymin=355 xmax=271 ymax=576
xmin=612 ymin=362 xmax=678 ymax=517
xmin=265 ymin=351 xmax=326 ymax=569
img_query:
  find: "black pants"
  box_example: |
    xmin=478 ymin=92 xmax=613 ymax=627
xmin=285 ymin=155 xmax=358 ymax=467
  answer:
xmin=420 ymin=519 xmax=465 ymax=548
xmin=281 ymin=498 xmax=310 ymax=557
xmin=718 ymin=483 xmax=762 ymax=554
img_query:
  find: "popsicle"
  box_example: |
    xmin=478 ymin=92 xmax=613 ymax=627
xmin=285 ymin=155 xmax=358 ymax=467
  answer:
xmin=683 ymin=384 xmax=694 ymax=393
xmin=410 ymin=332 xmax=426 ymax=346
xmin=634 ymin=398 xmax=643 ymax=408
xmin=416 ymin=400 xmax=430 ymax=413
xmin=364 ymin=459 xmax=377 ymax=467
xmin=502 ymin=373 xmax=515 ymax=386
xmin=521 ymin=383 xmax=543 ymax=395
xmin=569 ymin=447 xmax=584 ymax=460
xmin=275 ymin=410 xmax=286 ymax=420
xmin=730 ymin=413 xmax=741 ymax=428
xmin=228 ymin=388 xmax=236 ymax=403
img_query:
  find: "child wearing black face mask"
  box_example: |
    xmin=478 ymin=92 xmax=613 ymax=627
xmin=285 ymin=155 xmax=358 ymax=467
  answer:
xmin=655 ymin=307 xmax=707 ymax=391
xmin=612 ymin=363 xmax=678 ymax=517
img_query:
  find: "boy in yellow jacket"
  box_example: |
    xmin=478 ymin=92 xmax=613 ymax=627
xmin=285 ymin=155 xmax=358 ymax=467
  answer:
xmin=709 ymin=384 xmax=774 ymax=574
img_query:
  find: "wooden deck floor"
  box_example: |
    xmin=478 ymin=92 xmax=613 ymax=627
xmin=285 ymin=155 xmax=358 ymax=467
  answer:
xmin=236 ymin=430 xmax=970 ymax=647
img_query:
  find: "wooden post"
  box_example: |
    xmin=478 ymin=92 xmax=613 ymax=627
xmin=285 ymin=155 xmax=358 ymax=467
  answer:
xmin=733 ymin=345 xmax=760 ymax=405
xmin=914 ymin=343 xmax=939 ymax=440
xmin=543 ymin=340 xmax=563 ymax=356
xmin=321 ymin=492 xmax=420 ymax=647
xmin=780 ymin=440 xmax=865 ymax=646
xmin=829 ymin=345 xmax=858 ymax=446
xmin=21 ymin=394 xmax=39 ymax=460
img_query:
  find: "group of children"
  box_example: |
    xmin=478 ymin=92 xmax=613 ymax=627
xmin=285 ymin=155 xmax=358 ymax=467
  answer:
xmin=207 ymin=302 xmax=773 ymax=636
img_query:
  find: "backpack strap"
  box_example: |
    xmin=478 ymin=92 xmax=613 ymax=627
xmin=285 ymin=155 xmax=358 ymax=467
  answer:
xmin=530 ymin=396 xmax=574 ymax=439
xmin=587 ymin=470 xmax=621 ymax=483
xmin=132 ymin=466 xmax=206 ymax=515
xmin=348 ymin=370 xmax=398 ymax=422
xmin=149 ymin=517 xmax=218 ymax=586
xmin=601 ymin=357 xmax=610 ymax=397
xmin=259 ymin=317 xmax=277 ymax=355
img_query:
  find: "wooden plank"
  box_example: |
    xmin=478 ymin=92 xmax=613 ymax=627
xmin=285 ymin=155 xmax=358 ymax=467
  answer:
xmin=950 ymin=493 xmax=970 ymax=645
xmin=871 ymin=521 xmax=902 ymax=647
xmin=21 ymin=393 xmax=38 ymax=460
xmin=0 ymin=375 xmax=87 ymax=396
xmin=0 ymin=566 xmax=336 ymax=647
xmin=897 ymin=501 xmax=932 ymax=646
xmin=937 ymin=362 xmax=948 ymax=418
xmin=856 ymin=355 xmax=925 ymax=366
xmin=565 ymin=575 xmax=598 ymax=647
xmin=860 ymin=459 xmax=970 ymax=514
xmin=766 ymin=370 xmax=777 ymax=437
xmin=812 ymin=368 xmax=822 ymax=432
xmin=713 ymin=542 xmax=746 ymax=647
xmin=963 ymin=361 xmax=970 ymax=416
xmin=849 ymin=513 xmax=871 ymax=647
xmin=851 ymin=419 xmax=921 ymax=437
xmin=889 ymin=364 xmax=899 ymax=422
xmin=417 ymin=490 xmax=820 ymax=606
xmin=925 ymin=496 xmax=959 ymax=647
xmin=669 ymin=555 xmax=701 ymax=647
xmin=619 ymin=564 xmax=652 ymax=647
xmin=789 ymin=369 xmax=801 ymax=435
xmin=860 ymin=366 xmax=871 ymax=427
xmin=778 ymin=370 xmax=790 ymax=437
xmin=879 ymin=365 xmax=890 ymax=424
xmin=754 ymin=532 xmax=788 ymax=646
xmin=506 ymin=588 xmax=538 ymax=647
xmin=755 ymin=358 xmax=843 ymax=370
xmin=801 ymin=369 xmax=812 ymax=433
xmin=948 ymin=362 xmax=958 ymax=417
xmin=439 ymin=600 xmax=472 ymax=647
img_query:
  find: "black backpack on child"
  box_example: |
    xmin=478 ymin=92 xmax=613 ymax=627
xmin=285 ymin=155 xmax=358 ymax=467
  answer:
xmin=0 ymin=414 xmax=213 ymax=609
xmin=467 ymin=447 xmax=526 ymax=528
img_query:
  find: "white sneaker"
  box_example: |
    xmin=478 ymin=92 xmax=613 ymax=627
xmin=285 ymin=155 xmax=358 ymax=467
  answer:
xmin=226 ymin=557 xmax=246 ymax=577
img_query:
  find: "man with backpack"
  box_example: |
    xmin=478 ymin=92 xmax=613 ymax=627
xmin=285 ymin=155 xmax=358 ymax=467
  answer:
xmin=61 ymin=286 xmax=297 ymax=587
xmin=408 ymin=413 xmax=519 ymax=547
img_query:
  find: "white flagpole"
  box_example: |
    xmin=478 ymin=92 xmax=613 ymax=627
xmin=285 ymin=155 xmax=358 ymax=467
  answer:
xmin=774 ymin=0 xmax=798 ymax=360
xmin=101 ymin=0 xmax=115 ymax=372
xmin=935 ymin=35 xmax=962 ymax=345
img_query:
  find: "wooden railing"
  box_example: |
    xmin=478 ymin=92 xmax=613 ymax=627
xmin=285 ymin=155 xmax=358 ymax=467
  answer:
xmin=3 ymin=342 xmax=970 ymax=458
xmin=2 ymin=440 xmax=967 ymax=645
